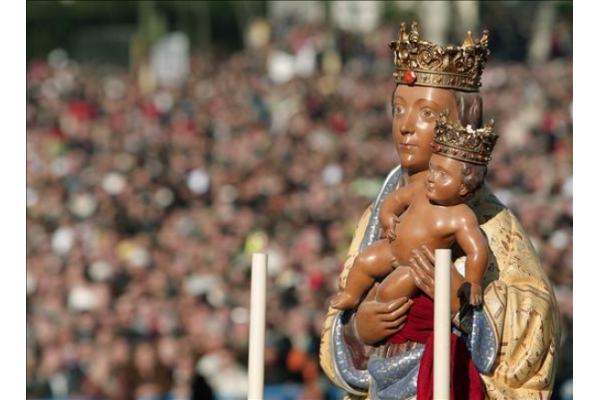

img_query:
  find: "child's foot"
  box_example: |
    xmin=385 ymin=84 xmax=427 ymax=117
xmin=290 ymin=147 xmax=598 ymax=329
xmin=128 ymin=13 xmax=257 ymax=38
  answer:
xmin=330 ymin=292 xmax=359 ymax=310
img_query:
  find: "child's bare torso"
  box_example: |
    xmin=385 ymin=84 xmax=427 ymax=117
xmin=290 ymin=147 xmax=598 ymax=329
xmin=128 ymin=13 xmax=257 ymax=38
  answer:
xmin=390 ymin=186 xmax=465 ymax=266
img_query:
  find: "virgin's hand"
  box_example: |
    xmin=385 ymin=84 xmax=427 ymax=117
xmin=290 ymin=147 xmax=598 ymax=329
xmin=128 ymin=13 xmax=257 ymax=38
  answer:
xmin=354 ymin=283 xmax=412 ymax=345
xmin=409 ymin=246 xmax=464 ymax=314
xmin=408 ymin=246 xmax=436 ymax=298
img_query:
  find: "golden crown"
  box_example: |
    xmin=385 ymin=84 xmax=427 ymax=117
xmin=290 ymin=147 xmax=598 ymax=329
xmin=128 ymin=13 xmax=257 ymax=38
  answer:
xmin=431 ymin=110 xmax=497 ymax=165
xmin=389 ymin=21 xmax=490 ymax=92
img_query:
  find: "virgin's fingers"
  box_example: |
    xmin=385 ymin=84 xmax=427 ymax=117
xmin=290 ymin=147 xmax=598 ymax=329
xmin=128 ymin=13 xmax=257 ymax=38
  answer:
xmin=420 ymin=245 xmax=435 ymax=263
xmin=409 ymin=261 xmax=434 ymax=297
xmin=379 ymin=306 xmax=411 ymax=324
xmin=393 ymin=298 xmax=413 ymax=314
xmin=410 ymin=250 xmax=434 ymax=276
xmin=383 ymin=315 xmax=408 ymax=330
xmin=410 ymin=269 xmax=425 ymax=291
xmin=409 ymin=257 xmax=428 ymax=281
xmin=377 ymin=298 xmax=410 ymax=321
xmin=384 ymin=296 xmax=410 ymax=310
xmin=384 ymin=321 xmax=405 ymax=332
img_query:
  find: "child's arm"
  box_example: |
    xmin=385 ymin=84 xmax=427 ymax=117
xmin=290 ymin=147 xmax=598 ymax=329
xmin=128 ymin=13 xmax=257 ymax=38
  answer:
xmin=454 ymin=208 xmax=488 ymax=306
xmin=379 ymin=186 xmax=412 ymax=240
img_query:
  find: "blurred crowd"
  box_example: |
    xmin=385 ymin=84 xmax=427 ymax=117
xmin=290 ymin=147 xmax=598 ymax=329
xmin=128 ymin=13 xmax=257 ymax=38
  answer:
xmin=26 ymin=22 xmax=573 ymax=400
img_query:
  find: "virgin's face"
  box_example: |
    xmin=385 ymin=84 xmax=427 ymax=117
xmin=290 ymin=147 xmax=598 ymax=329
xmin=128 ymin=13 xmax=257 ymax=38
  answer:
xmin=392 ymin=86 xmax=459 ymax=176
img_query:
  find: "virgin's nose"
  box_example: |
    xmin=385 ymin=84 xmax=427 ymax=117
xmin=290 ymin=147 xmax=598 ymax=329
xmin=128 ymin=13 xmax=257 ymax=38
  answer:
xmin=399 ymin=109 xmax=417 ymax=135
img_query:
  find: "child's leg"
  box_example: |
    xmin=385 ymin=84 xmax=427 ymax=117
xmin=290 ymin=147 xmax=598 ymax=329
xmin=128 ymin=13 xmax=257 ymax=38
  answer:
xmin=375 ymin=265 xmax=419 ymax=304
xmin=331 ymin=240 xmax=394 ymax=310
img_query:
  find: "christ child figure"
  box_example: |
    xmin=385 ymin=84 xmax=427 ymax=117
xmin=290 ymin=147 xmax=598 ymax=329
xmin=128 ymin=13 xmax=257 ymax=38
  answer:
xmin=331 ymin=110 xmax=498 ymax=311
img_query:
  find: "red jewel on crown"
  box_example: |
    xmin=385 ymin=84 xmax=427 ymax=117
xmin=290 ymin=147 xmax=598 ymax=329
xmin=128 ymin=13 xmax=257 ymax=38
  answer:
xmin=403 ymin=70 xmax=417 ymax=84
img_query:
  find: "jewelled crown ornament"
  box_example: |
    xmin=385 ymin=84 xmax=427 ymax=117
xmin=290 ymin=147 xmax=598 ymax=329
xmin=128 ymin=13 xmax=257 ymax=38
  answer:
xmin=431 ymin=109 xmax=497 ymax=165
xmin=389 ymin=21 xmax=490 ymax=92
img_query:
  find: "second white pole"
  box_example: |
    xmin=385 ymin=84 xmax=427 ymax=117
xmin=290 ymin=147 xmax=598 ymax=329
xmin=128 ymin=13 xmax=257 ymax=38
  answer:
xmin=433 ymin=249 xmax=451 ymax=400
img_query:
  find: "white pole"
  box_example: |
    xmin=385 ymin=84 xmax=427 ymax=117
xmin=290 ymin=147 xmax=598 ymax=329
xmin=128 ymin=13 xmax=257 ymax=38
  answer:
xmin=434 ymin=249 xmax=451 ymax=400
xmin=248 ymin=253 xmax=267 ymax=400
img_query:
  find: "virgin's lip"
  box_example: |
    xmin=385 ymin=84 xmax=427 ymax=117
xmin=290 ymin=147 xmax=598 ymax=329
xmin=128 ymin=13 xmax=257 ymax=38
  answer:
xmin=399 ymin=143 xmax=416 ymax=154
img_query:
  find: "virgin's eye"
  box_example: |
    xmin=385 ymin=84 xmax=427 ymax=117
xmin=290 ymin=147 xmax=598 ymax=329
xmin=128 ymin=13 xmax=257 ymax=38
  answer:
xmin=393 ymin=105 xmax=405 ymax=116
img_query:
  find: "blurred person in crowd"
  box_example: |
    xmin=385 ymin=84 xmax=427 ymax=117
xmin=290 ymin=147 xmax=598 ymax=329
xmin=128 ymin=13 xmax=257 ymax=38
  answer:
xmin=122 ymin=340 xmax=172 ymax=400
xmin=191 ymin=371 xmax=216 ymax=400
xmin=319 ymin=22 xmax=561 ymax=399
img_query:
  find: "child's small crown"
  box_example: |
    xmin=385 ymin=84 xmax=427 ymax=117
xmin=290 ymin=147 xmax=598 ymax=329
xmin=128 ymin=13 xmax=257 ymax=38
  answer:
xmin=431 ymin=110 xmax=497 ymax=165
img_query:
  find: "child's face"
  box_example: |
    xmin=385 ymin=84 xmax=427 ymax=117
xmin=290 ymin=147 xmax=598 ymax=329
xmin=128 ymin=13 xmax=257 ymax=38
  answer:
xmin=425 ymin=154 xmax=468 ymax=206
